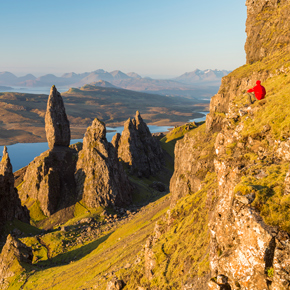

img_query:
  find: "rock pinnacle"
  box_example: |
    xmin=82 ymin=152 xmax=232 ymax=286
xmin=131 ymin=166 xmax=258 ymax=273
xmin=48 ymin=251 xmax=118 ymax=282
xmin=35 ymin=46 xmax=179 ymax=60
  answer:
xmin=45 ymin=85 xmax=70 ymax=149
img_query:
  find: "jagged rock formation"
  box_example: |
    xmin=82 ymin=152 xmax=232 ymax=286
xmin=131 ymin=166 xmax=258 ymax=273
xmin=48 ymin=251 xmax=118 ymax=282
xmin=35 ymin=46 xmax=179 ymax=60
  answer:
xmin=0 ymin=147 xmax=29 ymax=231
xmin=245 ymin=0 xmax=290 ymax=64
xmin=19 ymin=147 xmax=78 ymax=216
xmin=75 ymin=118 xmax=132 ymax=208
xmin=0 ymin=234 xmax=33 ymax=289
xmin=169 ymin=126 xmax=215 ymax=205
xmin=113 ymin=111 xmax=164 ymax=178
xmin=45 ymin=85 xmax=70 ymax=149
xmin=19 ymin=86 xmax=77 ymax=216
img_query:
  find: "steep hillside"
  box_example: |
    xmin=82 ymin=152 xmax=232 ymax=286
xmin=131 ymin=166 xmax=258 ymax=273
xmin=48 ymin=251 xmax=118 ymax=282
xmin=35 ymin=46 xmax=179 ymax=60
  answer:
xmin=2 ymin=1 xmax=290 ymax=290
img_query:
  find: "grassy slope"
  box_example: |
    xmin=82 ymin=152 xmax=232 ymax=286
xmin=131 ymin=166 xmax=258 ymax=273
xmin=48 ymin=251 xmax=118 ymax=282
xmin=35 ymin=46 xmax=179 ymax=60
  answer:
xmin=218 ymin=48 xmax=290 ymax=232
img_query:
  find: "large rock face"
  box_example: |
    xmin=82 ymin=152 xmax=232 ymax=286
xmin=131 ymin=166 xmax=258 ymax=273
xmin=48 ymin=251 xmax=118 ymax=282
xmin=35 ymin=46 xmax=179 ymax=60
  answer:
xmin=169 ymin=126 xmax=215 ymax=206
xmin=245 ymin=0 xmax=290 ymax=64
xmin=19 ymin=86 xmax=77 ymax=216
xmin=114 ymin=111 xmax=164 ymax=178
xmin=45 ymin=85 xmax=70 ymax=149
xmin=75 ymin=118 xmax=132 ymax=208
xmin=0 ymin=147 xmax=29 ymax=231
xmin=207 ymin=102 xmax=290 ymax=289
xmin=168 ymin=2 xmax=290 ymax=289
xmin=19 ymin=147 xmax=78 ymax=216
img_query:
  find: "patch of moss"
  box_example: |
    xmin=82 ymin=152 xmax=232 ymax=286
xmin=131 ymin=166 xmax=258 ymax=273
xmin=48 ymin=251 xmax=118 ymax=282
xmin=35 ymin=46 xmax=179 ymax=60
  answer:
xmin=234 ymin=162 xmax=290 ymax=231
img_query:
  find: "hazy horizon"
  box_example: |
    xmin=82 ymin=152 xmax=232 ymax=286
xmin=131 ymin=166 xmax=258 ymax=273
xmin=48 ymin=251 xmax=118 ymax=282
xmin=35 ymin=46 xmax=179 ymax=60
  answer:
xmin=1 ymin=0 xmax=247 ymax=77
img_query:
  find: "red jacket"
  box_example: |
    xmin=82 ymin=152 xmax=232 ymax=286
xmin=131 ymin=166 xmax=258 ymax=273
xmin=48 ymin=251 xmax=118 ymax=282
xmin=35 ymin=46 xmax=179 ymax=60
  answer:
xmin=247 ymin=80 xmax=266 ymax=100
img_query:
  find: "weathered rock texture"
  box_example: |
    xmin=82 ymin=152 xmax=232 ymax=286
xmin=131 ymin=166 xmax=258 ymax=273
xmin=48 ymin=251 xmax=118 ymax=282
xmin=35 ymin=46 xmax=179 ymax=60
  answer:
xmin=75 ymin=118 xmax=132 ymax=208
xmin=167 ymin=2 xmax=290 ymax=289
xmin=0 ymin=147 xmax=29 ymax=231
xmin=0 ymin=234 xmax=33 ymax=290
xmin=19 ymin=86 xmax=77 ymax=216
xmin=245 ymin=0 xmax=290 ymax=64
xmin=45 ymin=85 xmax=70 ymax=149
xmin=19 ymin=147 xmax=78 ymax=216
xmin=113 ymin=111 xmax=164 ymax=178
xmin=169 ymin=126 xmax=216 ymax=206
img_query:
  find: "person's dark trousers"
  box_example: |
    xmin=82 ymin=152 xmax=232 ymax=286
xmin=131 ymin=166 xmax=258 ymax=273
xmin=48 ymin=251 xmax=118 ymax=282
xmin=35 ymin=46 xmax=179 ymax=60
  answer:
xmin=247 ymin=93 xmax=256 ymax=104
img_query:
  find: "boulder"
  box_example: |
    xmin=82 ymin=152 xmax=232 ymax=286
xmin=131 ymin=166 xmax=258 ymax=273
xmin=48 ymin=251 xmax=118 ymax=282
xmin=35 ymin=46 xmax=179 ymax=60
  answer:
xmin=113 ymin=111 xmax=164 ymax=178
xmin=45 ymin=85 xmax=70 ymax=149
xmin=75 ymin=118 xmax=132 ymax=208
xmin=106 ymin=277 xmax=125 ymax=290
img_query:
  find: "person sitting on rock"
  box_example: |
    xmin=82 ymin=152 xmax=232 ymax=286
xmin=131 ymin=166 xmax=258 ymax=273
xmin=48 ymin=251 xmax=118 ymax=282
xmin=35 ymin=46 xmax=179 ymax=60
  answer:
xmin=247 ymin=80 xmax=266 ymax=104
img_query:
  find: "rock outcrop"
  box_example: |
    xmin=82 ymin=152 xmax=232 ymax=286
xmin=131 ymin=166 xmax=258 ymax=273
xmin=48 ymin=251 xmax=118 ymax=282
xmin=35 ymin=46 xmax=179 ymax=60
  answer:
xmin=0 ymin=147 xmax=29 ymax=231
xmin=245 ymin=0 xmax=290 ymax=64
xmin=75 ymin=118 xmax=132 ymax=208
xmin=169 ymin=126 xmax=215 ymax=205
xmin=45 ymin=85 xmax=70 ymax=149
xmin=19 ymin=86 xmax=77 ymax=216
xmin=19 ymin=147 xmax=78 ymax=216
xmin=113 ymin=111 xmax=164 ymax=178
xmin=0 ymin=234 xmax=33 ymax=289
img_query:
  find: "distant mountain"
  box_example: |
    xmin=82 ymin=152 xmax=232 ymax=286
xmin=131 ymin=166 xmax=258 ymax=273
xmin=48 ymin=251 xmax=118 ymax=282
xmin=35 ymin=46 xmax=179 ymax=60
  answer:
xmin=175 ymin=69 xmax=230 ymax=85
xmin=126 ymin=72 xmax=141 ymax=79
xmin=110 ymin=70 xmax=131 ymax=80
xmin=82 ymin=80 xmax=117 ymax=89
xmin=0 ymin=69 xmax=228 ymax=98
xmin=0 ymin=72 xmax=18 ymax=84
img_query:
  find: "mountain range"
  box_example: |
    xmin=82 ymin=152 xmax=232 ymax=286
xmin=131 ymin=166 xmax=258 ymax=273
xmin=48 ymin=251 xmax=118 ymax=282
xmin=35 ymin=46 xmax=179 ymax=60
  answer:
xmin=0 ymin=69 xmax=229 ymax=89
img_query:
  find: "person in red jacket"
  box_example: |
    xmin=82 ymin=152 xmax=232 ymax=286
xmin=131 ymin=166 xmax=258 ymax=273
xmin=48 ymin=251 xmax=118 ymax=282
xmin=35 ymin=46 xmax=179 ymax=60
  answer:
xmin=247 ymin=80 xmax=266 ymax=104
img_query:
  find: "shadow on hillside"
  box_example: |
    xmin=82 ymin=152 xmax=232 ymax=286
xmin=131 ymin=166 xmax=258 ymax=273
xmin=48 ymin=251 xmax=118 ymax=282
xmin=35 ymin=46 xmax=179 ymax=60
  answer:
xmin=36 ymin=232 xmax=112 ymax=269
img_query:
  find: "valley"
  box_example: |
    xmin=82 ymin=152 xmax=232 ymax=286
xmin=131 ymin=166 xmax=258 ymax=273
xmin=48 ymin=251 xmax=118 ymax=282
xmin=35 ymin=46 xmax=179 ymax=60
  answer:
xmin=0 ymin=84 xmax=208 ymax=145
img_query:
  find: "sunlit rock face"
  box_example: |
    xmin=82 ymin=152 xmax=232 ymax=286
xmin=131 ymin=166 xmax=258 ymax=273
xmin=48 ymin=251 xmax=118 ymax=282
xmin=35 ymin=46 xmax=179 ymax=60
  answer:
xmin=45 ymin=85 xmax=70 ymax=149
xmin=113 ymin=111 xmax=164 ymax=178
xmin=245 ymin=0 xmax=290 ymax=65
xmin=19 ymin=86 xmax=77 ymax=216
xmin=75 ymin=118 xmax=133 ymax=208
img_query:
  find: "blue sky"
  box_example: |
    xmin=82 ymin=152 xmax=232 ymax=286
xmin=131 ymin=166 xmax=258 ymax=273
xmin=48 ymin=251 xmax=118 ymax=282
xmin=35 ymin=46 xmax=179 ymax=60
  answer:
xmin=0 ymin=0 xmax=247 ymax=78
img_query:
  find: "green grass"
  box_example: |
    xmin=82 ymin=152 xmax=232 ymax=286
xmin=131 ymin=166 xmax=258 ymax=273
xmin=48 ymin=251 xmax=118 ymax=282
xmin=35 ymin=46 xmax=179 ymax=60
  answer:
xmin=10 ymin=195 xmax=170 ymax=290
xmin=218 ymin=48 xmax=290 ymax=232
xmin=234 ymin=162 xmax=290 ymax=231
xmin=123 ymin=172 xmax=217 ymax=289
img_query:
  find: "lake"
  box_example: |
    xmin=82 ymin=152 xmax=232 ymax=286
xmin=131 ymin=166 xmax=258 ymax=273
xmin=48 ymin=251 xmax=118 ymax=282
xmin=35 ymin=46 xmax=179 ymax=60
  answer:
xmin=0 ymin=112 xmax=208 ymax=172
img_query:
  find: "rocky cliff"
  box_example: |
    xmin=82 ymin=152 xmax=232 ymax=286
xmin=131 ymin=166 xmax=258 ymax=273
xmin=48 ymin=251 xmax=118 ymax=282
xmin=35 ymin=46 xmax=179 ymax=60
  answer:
xmin=0 ymin=147 xmax=29 ymax=232
xmin=245 ymin=0 xmax=290 ymax=64
xmin=114 ymin=111 xmax=164 ymax=178
xmin=75 ymin=118 xmax=133 ymax=208
xmin=19 ymin=86 xmax=77 ymax=216
xmin=129 ymin=1 xmax=290 ymax=289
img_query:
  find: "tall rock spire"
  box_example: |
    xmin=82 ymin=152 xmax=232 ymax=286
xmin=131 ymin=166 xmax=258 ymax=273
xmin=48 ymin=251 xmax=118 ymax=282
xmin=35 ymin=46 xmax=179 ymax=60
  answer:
xmin=45 ymin=85 xmax=70 ymax=149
